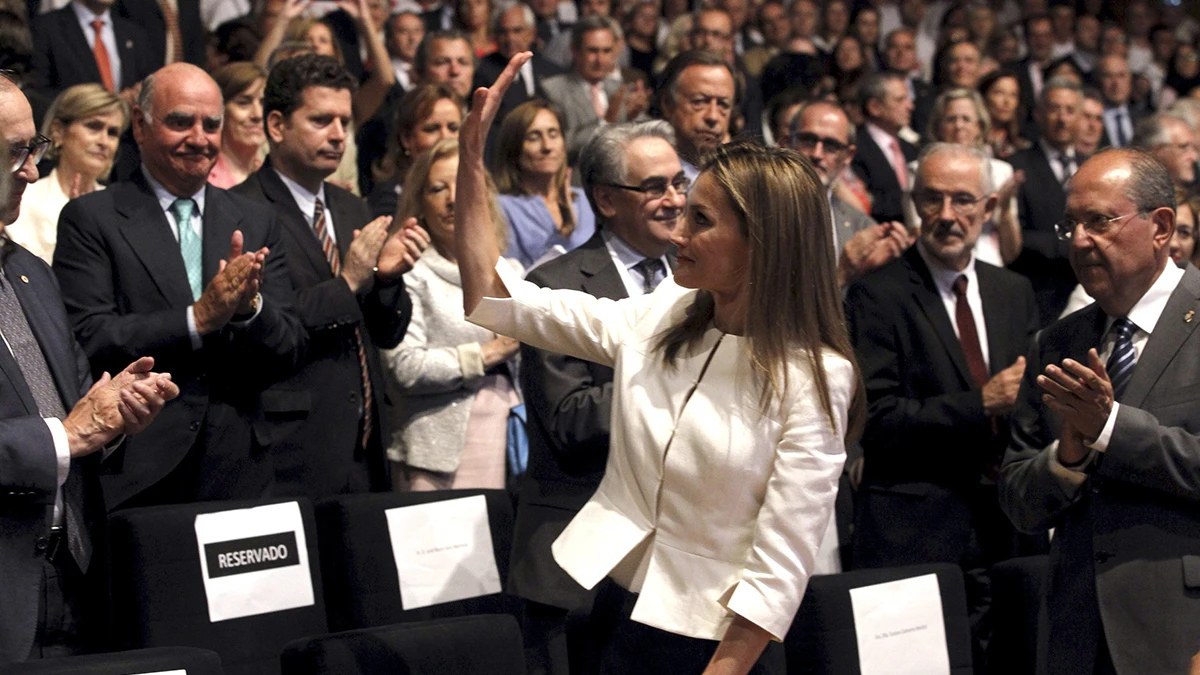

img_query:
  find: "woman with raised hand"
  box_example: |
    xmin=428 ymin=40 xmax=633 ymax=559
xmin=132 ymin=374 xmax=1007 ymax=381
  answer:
xmin=456 ymin=53 xmax=864 ymax=675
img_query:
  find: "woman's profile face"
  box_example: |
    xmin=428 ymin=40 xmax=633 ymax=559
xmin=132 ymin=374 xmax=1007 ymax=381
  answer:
xmin=937 ymin=97 xmax=982 ymax=145
xmin=670 ymin=172 xmax=750 ymax=296
xmin=518 ymin=108 xmax=565 ymax=179
xmin=421 ymin=154 xmax=459 ymax=251
xmin=403 ymin=98 xmax=462 ymax=156
xmin=224 ymin=78 xmax=266 ymax=150
xmin=57 ymin=107 xmax=124 ymax=179
xmin=984 ymin=75 xmax=1019 ymax=124
xmin=306 ymin=22 xmax=338 ymax=57
xmin=1171 ymin=201 xmax=1196 ymax=266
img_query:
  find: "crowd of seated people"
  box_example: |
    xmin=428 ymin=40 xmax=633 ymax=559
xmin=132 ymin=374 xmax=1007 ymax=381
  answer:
xmin=2 ymin=0 xmax=1200 ymax=672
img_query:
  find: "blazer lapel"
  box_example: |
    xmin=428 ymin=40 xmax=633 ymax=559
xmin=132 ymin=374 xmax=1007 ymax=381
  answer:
xmin=5 ymin=253 xmax=76 ymax=408
xmin=256 ymin=163 xmax=332 ymax=277
xmin=905 ymin=249 xmax=973 ymax=387
xmin=112 ymin=19 xmax=140 ymax=90
xmin=201 ymin=185 xmax=242 ymax=284
xmin=115 ymin=177 xmax=194 ymax=305
xmin=1121 ymin=266 xmax=1200 ymax=408
xmin=60 ymin=10 xmax=102 ymax=82
xmin=327 ymin=187 xmax=360 ymax=262
xmin=577 ymin=235 xmax=628 ymax=300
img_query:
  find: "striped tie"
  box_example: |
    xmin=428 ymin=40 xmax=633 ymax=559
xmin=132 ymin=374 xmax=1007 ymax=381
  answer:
xmin=313 ymin=199 xmax=374 ymax=449
xmin=1106 ymin=317 xmax=1137 ymax=400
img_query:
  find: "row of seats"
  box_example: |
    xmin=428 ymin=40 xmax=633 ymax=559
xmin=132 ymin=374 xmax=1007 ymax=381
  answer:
xmin=10 ymin=486 xmax=1052 ymax=674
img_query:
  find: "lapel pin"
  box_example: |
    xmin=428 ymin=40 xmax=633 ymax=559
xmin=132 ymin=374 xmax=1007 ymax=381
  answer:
xmin=19 ymin=275 xmax=28 ymax=284
xmin=125 ymin=40 xmax=133 ymax=49
xmin=1187 ymin=310 xmax=1195 ymax=323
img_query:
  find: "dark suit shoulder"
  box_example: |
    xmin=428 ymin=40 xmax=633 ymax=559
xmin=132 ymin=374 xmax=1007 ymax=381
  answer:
xmin=846 ymin=254 xmax=912 ymax=302
xmin=1038 ymin=302 xmax=1103 ymax=346
xmin=1006 ymin=146 xmax=1043 ymax=170
xmin=976 ymin=259 xmax=1036 ymax=293
xmin=524 ymin=235 xmax=609 ymax=289
xmin=324 ymin=181 xmax=371 ymax=223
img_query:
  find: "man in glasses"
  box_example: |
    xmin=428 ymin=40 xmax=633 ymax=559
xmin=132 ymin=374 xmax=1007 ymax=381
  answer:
xmin=846 ymin=143 xmax=1043 ymax=663
xmin=52 ymin=62 xmax=305 ymax=512
xmin=789 ymin=100 xmax=912 ymax=287
xmin=999 ymin=149 xmax=1200 ymax=675
xmin=511 ymin=120 xmax=683 ymax=675
xmin=0 ymin=78 xmax=179 ymax=665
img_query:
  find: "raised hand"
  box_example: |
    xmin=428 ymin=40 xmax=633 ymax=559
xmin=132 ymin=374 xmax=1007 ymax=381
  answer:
xmin=342 ymin=216 xmax=392 ymax=292
xmin=1037 ymin=348 xmax=1114 ymax=442
xmin=195 ymin=231 xmax=263 ymax=333
xmin=376 ymin=217 xmax=430 ymax=279
xmin=462 ymin=51 xmax=532 ymax=161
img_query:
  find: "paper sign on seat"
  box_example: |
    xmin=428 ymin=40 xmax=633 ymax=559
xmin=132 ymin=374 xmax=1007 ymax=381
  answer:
xmin=849 ymin=573 xmax=951 ymax=675
xmin=385 ymin=494 xmax=502 ymax=610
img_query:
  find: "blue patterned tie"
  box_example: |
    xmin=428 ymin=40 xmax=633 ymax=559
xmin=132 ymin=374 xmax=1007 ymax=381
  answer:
xmin=1106 ymin=318 xmax=1137 ymax=399
xmin=172 ymin=198 xmax=202 ymax=300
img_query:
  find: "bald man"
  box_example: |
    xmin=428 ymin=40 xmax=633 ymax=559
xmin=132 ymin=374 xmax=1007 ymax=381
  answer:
xmin=52 ymin=63 xmax=306 ymax=511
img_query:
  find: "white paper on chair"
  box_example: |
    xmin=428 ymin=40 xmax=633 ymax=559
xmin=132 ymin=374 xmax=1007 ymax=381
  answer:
xmin=849 ymin=573 xmax=951 ymax=675
xmin=385 ymin=494 xmax=502 ymax=610
xmin=194 ymin=501 xmax=315 ymax=623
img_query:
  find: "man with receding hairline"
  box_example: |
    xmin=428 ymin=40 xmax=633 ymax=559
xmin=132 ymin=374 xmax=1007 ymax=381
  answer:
xmin=1000 ymin=148 xmax=1200 ymax=675
xmin=53 ymin=62 xmax=306 ymax=511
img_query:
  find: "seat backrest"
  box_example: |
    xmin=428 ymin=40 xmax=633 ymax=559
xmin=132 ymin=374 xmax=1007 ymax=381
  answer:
xmin=107 ymin=498 xmax=329 ymax=675
xmin=784 ymin=563 xmax=973 ymax=675
xmin=279 ymin=614 xmax=526 ymax=675
xmin=985 ymin=555 xmax=1049 ymax=675
xmin=315 ymin=489 xmax=521 ymax=631
xmin=4 ymin=646 xmax=224 ymax=674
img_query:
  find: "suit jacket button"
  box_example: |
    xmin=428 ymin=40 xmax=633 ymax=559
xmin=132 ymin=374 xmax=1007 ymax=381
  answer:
xmin=189 ymin=421 xmax=200 ymax=432
xmin=35 ymin=536 xmax=47 ymax=551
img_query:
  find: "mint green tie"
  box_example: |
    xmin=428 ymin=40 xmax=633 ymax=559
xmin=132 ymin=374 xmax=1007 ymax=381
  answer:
xmin=171 ymin=198 xmax=202 ymax=300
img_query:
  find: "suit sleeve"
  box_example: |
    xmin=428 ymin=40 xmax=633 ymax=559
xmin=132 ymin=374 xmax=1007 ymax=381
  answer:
xmin=846 ymin=280 xmax=988 ymax=451
xmin=519 ymin=343 xmax=612 ymax=463
xmin=1096 ymin=406 xmax=1200 ymax=503
xmin=28 ymin=17 xmax=56 ymax=97
xmin=1013 ymin=160 xmax=1070 ymax=262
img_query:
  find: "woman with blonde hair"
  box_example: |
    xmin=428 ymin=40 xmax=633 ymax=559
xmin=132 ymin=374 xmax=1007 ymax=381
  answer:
xmin=456 ymin=53 xmax=864 ymax=674
xmin=208 ymin=62 xmax=268 ymax=189
xmin=492 ymin=99 xmax=595 ymax=268
xmin=8 ymin=83 xmax=127 ymax=263
xmin=384 ymin=138 xmax=520 ymax=491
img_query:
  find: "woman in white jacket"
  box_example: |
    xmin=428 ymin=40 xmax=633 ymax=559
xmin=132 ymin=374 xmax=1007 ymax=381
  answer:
xmin=456 ymin=54 xmax=866 ymax=675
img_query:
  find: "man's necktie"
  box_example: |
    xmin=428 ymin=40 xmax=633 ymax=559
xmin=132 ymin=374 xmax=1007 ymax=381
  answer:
xmin=171 ymin=198 xmax=203 ymax=301
xmin=0 ymin=272 xmax=90 ymax=572
xmin=1059 ymin=152 xmax=1076 ymax=186
xmin=890 ymin=138 xmax=909 ymax=190
xmin=314 ymin=199 xmax=374 ymax=449
xmin=91 ymin=19 xmax=114 ymax=92
xmin=952 ymin=275 xmax=989 ymax=387
xmin=591 ymin=82 xmax=607 ymax=119
xmin=632 ymin=257 xmax=665 ymax=294
xmin=1106 ymin=317 xmax=1137 ymax=400
xmin=1114 ymin=109 xmax=1129 ymax=147
xmin=157 ymin=0 xmax=184 ymax=64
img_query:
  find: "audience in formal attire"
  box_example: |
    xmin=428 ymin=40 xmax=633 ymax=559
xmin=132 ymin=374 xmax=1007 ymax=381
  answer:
xmin=978 ymin=70 xmax=1030 ymax=159
xmin=1098 ymin=53 xmax=1143 ymax=149
xmin=474 ymin=2 xmax=562 ymax=128
xmin=414 ymin=28 xmax=476 ymax=99
xmin=386 ymin=8 xmax=425 ymax=93
xmin=657 ymin=49 xmax=737 ymax=181
xmin=1008 ymin=13 xmax=1053 ymax=126
xmin=7 ymin=83 xmax=126 ymax=264
xmin=206 ymin=61 xmax=265 ymax=189
xmin=30 ymin=0 xmax=156 ymax=102
xmin=851 ymin=71 xmax=917 ymax=225
xmin=540 ymin=16 xmax=624 ymax=162
xmin=1135 ymin=112 xmax=1200 ymax=188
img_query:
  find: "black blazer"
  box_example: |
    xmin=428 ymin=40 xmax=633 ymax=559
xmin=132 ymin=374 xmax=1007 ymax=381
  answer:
xmin=509 ymin=234 xmax=626 ymax=610
xmin=846 ymin=247 xmax=1039 ymax=567
xmin=851 ymin=125 xmax=917 ymax=225
xmin=474 ymin=52 xmax=564 ymax=124
xmin=0 ymin=243 xmax=103 ymax=664
xmin=1005 ymin=144 xmax=1077 ymax=326
xmin=232 ymin=160 xmax=412 ymax=497
xmin=113 ymin=0 xmax=207 ymax=68
xmin=52 ymin=171 xmax=306 ymax=510
xmin=30 ymin=5 xmax=157 ymax=96
xmin=1000 ymin=265 xmax=1200 ymax=675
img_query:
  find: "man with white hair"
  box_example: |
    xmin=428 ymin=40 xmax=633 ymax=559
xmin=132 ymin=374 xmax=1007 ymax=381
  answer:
xmin=847 ymin=142 xmax=1043 ymax=661
xmin=1135 ymin=113 xmax=1199 ymax=188
xmin=474 ymin=2 xmax=564 ymax=125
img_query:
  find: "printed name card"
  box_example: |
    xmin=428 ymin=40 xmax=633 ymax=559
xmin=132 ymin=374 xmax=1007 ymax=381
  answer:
xmin=194 ymin=501 xmax=315 ymax=622
xmin=848 ymin=573 xmax=951 ymax=675
xmin=385 ymin=494 xmax=502 ymax=610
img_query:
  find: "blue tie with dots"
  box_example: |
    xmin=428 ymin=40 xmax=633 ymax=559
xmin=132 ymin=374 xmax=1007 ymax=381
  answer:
xmin=1106 ymin=318 xmax=1137 ymax=400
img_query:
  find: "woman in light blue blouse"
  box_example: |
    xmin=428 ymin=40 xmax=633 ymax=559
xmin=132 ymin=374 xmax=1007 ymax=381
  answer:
xmin=491 ymin=100 xmax=595 ymax=268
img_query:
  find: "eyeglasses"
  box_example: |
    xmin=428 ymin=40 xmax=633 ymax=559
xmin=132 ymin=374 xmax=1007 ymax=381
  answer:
xmin=790 ymin=131 xmax=850 ymax=155
xmin=1054 ymin=211 xmax=1143 ymax=241
xmin=10 ymin=134 xmax=51 ymax=173
xmin=911 ymin=189 xmax=988 ymax=215
xmin=606 ymin=174 xmax=691 ymax=199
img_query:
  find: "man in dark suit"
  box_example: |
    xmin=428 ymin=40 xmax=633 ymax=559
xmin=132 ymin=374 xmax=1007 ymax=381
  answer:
xmin=1008 ymin=78 xmax=1084 ymax=326
xmin=1096 ymin=54 xmax=1146 ymax=150
xmin=474 ymin=2 xmax=563 ymax=128
xmin=234 ymin=54 xmax=427 ymax=497
xmin=851 ymin=71 xmax=917 ymax=225
xmin=512 ymin=120 xmax=683 ymax=675
xmin=29 ymin=0 xmax=156 ymax=99
xmin=0 ymin=80 xmax=178 ymax=665
xmin=1008 ymin=14 xmax=1055 ymax=130
xmin=999 ymin=149 xmax=1200 ymax=675
xmin=113 ymin=0 xmax=206 ymax=68
xmin=882 ymin=28 xmax=935 ymax=137
xmin=53 ymin=63 xmax=306 ymax=512
xmin=848 ymin=142 xmax=1044 ymax=662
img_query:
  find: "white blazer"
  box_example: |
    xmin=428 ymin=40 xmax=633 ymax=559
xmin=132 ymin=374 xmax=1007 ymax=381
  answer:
xmin=469 ymin=262 xmax=852 ymax=642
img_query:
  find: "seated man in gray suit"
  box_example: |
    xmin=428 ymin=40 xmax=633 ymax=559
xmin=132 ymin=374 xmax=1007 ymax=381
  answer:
xmin=788 ymin=100 xmax=912 ymax=288
xmin=999 ymin=149 xmax=1200 ymax=675
xmin=0 ymin=79 xmax=179 ymax=665
xmin=512 ymin=120 xmax=684 ymax=675
xmin=540 ymin=16 xmax=626 ymax=163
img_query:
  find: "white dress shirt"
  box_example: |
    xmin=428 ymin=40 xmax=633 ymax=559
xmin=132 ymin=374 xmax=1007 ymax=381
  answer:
xmin=391 ymin=57 xmax=414 ymax=91
xmin=866 ymin=122 xmax=907 ymax=184
xmin=602 ymin=229 xmax=671 ymax=298
xmin=1039 ymin=140 xmax=1078 ymax=184
xmin=917 ymin=240 xmax=990 ymax=370
xmin=72 ymin=1 xmax=122 ymax=89
xmin=274 ymin=168 xmax=337 ymax=244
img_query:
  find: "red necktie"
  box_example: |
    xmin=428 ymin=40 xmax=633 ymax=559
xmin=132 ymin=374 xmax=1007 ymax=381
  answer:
xmin=952 ymin=275 xmax=989 ymax=387
xmin=157 ymin=0 xmax=184 ymax=64
xmin=91 ymin=20 xmax=115 ymax=91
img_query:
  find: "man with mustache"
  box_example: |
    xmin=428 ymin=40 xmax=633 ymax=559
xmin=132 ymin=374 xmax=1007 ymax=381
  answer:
xmin=233 ymin=54 xmax=428 ymax=497
xmin=52 ymin=62 xmax=306 ymax=510
xmin=999 ymin=149 xmax=1200 ymax=675
xmin=657 ymin=50 xmax=738 ymax=182
xmin=511 ymin=120 xmax=684 ymax=675
xmin=846 ymin=143 xmax=1043 ymax=663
